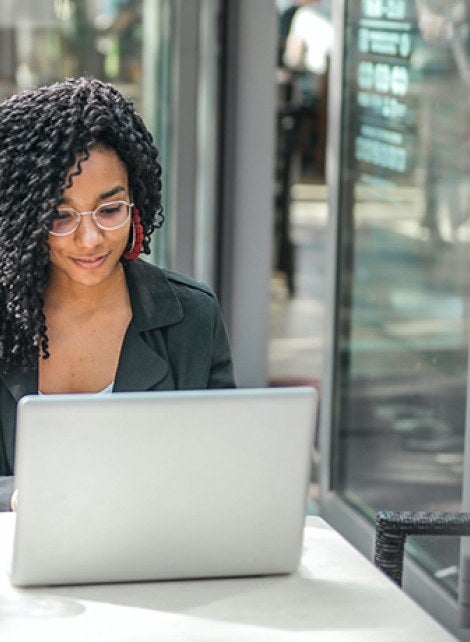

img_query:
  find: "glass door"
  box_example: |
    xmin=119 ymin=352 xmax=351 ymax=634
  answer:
xmin=325 ymin=0 xmax=470 ymax=602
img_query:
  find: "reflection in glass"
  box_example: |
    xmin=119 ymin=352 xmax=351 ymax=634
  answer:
xmin=0 ymin=0 xmax=144 ymax=106
xmin=335 ymin=0 xmax=470 ymax=596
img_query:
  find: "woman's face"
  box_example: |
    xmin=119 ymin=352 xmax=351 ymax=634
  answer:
xmin=48 ymin=147 xmax=132 ymax=289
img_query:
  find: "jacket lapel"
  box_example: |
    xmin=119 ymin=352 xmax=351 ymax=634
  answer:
xmin=114 ymin=261 xmax=184 ymax=391
xmin=0 ymin=367 xmax=37 ymax=403
xmin=113 ymin=321 xmax=170 ymax=391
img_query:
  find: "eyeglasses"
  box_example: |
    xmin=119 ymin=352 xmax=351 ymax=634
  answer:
xmin=49 ymin=200 xmax=134 ymax=236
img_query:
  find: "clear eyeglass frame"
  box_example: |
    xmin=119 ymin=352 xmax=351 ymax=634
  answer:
xmin=49 ymin=200 xmax=134 ymax=236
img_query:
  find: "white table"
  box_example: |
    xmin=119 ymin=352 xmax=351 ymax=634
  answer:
xmin=0 ymin=514 xmax=455 ymax=641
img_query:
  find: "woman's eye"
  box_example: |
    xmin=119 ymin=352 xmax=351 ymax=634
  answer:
xmin=55 ymin=211 xmax=73 ymax=221
xmin=98 ymin=203 xmax=126 ymax=218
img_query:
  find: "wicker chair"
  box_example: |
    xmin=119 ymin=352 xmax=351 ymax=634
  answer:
xmin=375 ymin=510 xmax=470 ymax=587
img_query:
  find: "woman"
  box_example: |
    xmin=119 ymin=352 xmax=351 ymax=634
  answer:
xmin=0 ymin=77 xmax=235 ymax=510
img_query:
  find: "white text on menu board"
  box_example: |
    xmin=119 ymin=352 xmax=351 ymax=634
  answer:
xmin=355 ymin=0 xmax=410 ymax=173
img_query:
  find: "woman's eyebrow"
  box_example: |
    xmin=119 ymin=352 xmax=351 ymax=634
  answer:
xmin=99 ymin=185 xmax=126 ymax=200
xmin=59 ymin=185 xmax=127 ymax=206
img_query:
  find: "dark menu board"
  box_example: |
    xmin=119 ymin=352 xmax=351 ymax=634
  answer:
xmin=343 ymin=0 xmax=470 ymax=205
xmin=347 ymin=0 xmax=418 ymax=181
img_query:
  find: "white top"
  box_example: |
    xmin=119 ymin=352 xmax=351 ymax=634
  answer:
xmin=284 ymin=6 xmax=333 ymax=74
xmin=0 ymin=515 xmax=454 ymax=641
xmin=38 ymin=382 xmax=114 ymax=395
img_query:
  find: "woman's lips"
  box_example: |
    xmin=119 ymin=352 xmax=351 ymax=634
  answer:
xmin=72 ymin=255 xmax=108 ymax=269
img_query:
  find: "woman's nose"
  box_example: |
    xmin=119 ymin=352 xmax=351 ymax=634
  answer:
xmin=74 ymin=213 xmax=103 ymax=247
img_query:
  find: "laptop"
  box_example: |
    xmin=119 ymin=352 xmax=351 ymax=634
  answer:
xmin=10 ymin=386 xmax=317 ymax=587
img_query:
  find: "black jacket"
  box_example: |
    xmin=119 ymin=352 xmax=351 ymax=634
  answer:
xmin=0 ymin=260 xmax=235 ymax=510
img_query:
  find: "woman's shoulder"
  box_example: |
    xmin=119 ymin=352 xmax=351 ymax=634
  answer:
xmin=125 ymin=260 xmax=219 ymax=324
xmin=162 ymin=269 xmax=220 ymax=318
xmin=163 ymin=268 xmax=215 ymax=297
xmin=127 ymin=259 xmax=215 ymax=296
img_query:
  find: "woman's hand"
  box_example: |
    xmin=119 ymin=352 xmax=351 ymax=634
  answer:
xmin=10 ymin=489 xmax=18 ymax=512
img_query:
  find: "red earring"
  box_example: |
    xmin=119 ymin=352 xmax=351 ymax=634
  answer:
xmin=123 ymin=207 xmax=144 ymax=260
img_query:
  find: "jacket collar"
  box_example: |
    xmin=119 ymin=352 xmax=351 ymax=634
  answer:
xmin=1 ymin=260 xmax=183 ymax=400
xmin=125 ymin=260 xmax=184 ymax=331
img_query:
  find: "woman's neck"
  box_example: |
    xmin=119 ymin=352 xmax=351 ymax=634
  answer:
xmin=45 ymin=262 xmax=128 ymax=316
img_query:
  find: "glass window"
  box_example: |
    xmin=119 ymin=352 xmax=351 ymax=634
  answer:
xmin=0 ymin=0 xmax=144 ymax=98
xmin=334 ymin=0 xmax=470 ymax=597
xmin=269 ymin=1 xmax=332 ymax=385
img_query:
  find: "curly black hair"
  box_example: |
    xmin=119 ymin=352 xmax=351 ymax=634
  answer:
xmin=0 ymin=76 xmax=163 ymax=372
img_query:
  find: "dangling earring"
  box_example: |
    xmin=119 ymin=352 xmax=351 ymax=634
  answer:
xmin=123 ymin=207 xmax=144 ymax=260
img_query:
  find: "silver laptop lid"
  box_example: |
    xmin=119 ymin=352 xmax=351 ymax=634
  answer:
xmin=11 ymin=387 xmax=317 ymax=586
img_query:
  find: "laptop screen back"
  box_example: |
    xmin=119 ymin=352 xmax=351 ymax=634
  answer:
xmin=11 ymin=387 xmax=317 ymax=586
